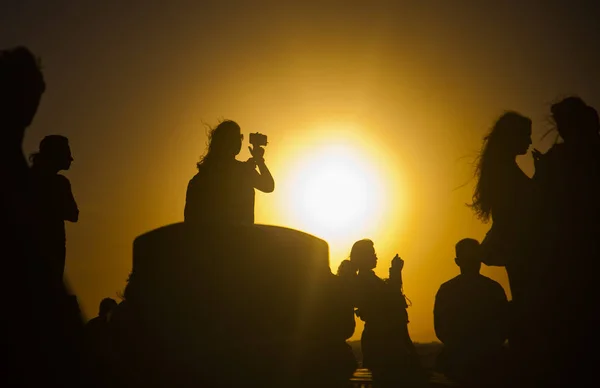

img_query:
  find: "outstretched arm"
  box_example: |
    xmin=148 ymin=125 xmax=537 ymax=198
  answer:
xmin=59 ymin=176 xmax=79 ymax=222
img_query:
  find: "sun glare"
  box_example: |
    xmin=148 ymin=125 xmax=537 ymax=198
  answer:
xmin=283 ymin=142 xmax=389 ymax=249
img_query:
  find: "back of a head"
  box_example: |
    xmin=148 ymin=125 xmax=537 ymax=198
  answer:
xmin=551 ymin=96 xmax=594 ymax=142
xmin=0 ymin=46 xmax=45 ymax=128
xmin=455 ymin=238 xmax=481 ymax=272
xmin=99 ymin=297 xmax=117 ymax=317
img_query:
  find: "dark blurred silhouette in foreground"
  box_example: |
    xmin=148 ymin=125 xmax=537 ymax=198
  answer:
xmin=0 ymin=46 xmax=86 ymax=387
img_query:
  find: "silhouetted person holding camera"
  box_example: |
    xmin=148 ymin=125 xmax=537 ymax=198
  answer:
xmin=0 ymin=46 xmax=85 ymax=386
xmin=434 ymin=238 xmax=509 ymax=386
xmin=30 ymin=135 xmax=79 ymax=285
xmin=185 ymin=120 xmax=274 ymax=224
xmin=349 ymin=239 xmax=423 ymax=387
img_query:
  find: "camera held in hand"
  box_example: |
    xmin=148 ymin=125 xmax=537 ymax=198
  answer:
xmin=249 ymin=132 xmax=268 ymax=147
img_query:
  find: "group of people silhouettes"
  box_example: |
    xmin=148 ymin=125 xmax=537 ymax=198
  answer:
xmin=2 ymin=44 xmax=599 ymax=387
xmin=467 ymin=102 xmax=599 ymax=386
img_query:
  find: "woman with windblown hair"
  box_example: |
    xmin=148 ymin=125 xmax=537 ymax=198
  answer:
xmin=184 ymin=120 xmax=274 ymax=225
xmin=470 ymin=112 xmax=537 ymax=303
xmin=469 ymin=112 xmax=542 ymax=381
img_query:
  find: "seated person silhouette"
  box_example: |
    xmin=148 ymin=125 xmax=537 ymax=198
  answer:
xmin=184 ymin=120 xmax=274 ymax=224
xmin=434 ymin=238 xmax=509 ymax=385
xmin=29 ymin=135 xmax=79 ymax=285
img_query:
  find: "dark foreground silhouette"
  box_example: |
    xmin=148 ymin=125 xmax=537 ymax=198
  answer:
xmin=112 ymin=222 xmax=356 ymax=387
xmin=1 ymin=46 xmax=87 ymax=387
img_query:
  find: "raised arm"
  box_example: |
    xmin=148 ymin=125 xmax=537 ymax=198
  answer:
xmin=248 ymin=146 xmax=274 ymax=193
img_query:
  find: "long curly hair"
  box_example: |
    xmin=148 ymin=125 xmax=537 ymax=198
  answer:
xmin=470 ymin=112 xmax=532 ymax=222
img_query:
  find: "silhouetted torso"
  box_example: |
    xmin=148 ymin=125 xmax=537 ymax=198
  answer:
xmin=29 ymin=169 xmax=77 ymax=282
xmin=354 ymin=270 xmax=408 ymax=329
xmin=434 ymin=273 xmax=508 ymax=385
xmin=185 ymin=159 xmax=257 ymax=224
xmin=353 ymin=270 xmax=421 ymax=385
xmin=486 ymin=163 xmax=539 ymax=303
xmin=435 ymin=274 xmax=508 ymax=351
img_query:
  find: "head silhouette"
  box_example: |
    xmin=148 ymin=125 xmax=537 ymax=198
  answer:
xmin=551 ymin=97 xmax=598 ymax=144
xmin=471 ymin=112 xmax=532 ymax=221
xmin=30 ymin=135 xmax=73 ymax=171
xmin=350 ymin=239 xmax=377 ymax=272
xmin=197 ymin=120 xmax=243 ymax=168
xmin=454 ymin=238 xmax=481 ymax=275
xmin=337 ymin=259 xmax=358 ymax=278
xmin=0 ymin=46 xmax=45 ymax=131
xmin=99 ymin=298 xmax=118 ymax=319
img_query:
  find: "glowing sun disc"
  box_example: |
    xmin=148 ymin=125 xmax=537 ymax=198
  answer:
xmin=286 ymin=144 xmax=387 ymax=243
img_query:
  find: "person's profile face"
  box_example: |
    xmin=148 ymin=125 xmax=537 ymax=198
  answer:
xmin=57 ymin=145 xmax=73 ymax=170
xmin=513 ymin=124 xmax=532 ymax=156
xmin=359 ymin=245 xmax=377 ymax=270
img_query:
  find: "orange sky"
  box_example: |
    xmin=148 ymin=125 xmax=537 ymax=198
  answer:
xmin=3 ymin=1 xmax=600 ymax=342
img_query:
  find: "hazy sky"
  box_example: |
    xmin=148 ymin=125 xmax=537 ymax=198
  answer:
xmin=3 ymin=0 xmax=599 ymax=342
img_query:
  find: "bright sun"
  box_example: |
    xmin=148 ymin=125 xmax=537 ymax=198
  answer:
xmin=284 ymin=143 xmax=388 ymax=247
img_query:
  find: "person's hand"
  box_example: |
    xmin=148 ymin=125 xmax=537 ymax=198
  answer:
xmin=248 ymin=145 xmax=265 ymax=162
xmin=391 ymin=254 xmax=404 ymax=271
